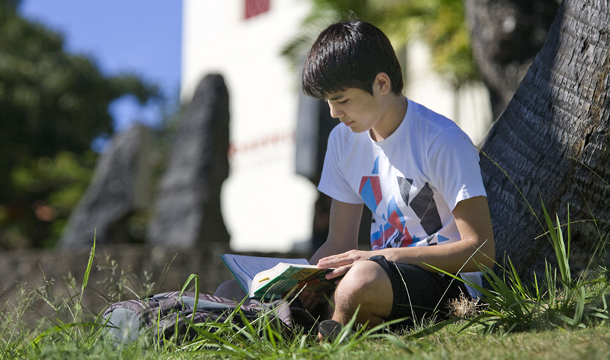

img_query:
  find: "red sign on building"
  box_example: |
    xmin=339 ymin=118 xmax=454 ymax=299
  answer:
xmin=245 ymin=0 xmax=270 ymax=19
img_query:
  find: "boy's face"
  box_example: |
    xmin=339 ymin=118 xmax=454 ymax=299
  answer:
xmin=325 ymin=87 xmax=385 ymax=134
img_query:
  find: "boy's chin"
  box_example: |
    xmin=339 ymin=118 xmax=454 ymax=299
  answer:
xmin=349 ymin=126 xmax=370 ymax=134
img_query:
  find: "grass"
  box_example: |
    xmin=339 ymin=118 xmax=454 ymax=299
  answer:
xmin=1 ymin=206 xmax=610 ymax=359
xmin=332 ymin=327 xmax=610 ymax=360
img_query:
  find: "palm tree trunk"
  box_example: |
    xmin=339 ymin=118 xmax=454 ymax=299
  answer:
xmin=480 ymin=0 xmax=610 ymax=281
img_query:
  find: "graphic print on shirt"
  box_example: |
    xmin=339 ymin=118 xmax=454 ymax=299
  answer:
xmin=410 ymin=183 xmax=443 ymax=237
xmin=360 ymin=156 xmax=446 ymax=250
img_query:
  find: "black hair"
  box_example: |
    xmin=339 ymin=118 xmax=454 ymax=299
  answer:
xmin=302 ymin=20 xmax=404 ymax=99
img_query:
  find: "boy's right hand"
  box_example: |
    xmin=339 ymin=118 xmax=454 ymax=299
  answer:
xmin=317 ymin=249 xmax=372 ymax=280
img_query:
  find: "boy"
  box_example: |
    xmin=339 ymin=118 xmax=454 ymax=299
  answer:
xmin=300 ymin=19 xmax=495 ymax=330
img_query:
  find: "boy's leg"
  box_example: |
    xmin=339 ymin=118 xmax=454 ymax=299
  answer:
xmin=331 ymin=255 xmax=468 ymax=327
xmin=331 ymin=260 xmax=393 ymax=326
xmin=214 ymin=279 xmax=249 ymax=304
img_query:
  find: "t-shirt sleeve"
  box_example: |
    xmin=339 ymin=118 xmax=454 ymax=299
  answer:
xmin=428 ymin=127 xmax=487 ymax=211
xmin=318 ymin=128 xmax=364 ymax=204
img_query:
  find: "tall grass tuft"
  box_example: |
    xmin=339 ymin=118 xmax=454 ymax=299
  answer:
xmin=172 ymin=306 xmax=411 ymax=359
xmin=439 ymin=203 xmax=610 ymax=334
xmin=0 ymin=236 xmax=161 ymax=359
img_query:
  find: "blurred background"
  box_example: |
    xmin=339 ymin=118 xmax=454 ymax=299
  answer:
xmin=0 ymin=0 xmax=558 ymax=301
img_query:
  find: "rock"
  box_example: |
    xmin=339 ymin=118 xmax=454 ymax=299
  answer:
xmin=58 ymin=124 xmax=153 ymax=248
xmin=147 ymin=74 xmax=230 ymax=248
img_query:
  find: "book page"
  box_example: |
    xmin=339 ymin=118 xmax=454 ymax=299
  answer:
xmin=221 ymin=254 xmax=309 ymax=283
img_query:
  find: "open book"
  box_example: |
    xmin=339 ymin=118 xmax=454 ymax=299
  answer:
xmin=220 ymin=254 xmax=335 ymax=299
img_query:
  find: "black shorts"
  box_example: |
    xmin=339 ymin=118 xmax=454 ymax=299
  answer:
xmin=368 ymin=255 xmax=469 ymax=325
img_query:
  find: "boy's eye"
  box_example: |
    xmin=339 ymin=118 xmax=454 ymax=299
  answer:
xmin=338 ymin=99 xmax=348 ymax=105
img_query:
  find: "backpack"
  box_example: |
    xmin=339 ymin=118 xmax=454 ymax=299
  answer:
xmin=103 ymin=291 xmax=316 ymax=344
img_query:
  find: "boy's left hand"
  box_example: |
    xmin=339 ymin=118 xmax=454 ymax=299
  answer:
xmin=296 ymin=290 xmax=320 ymax=311
xmin=317 ymin=250 xmax=372 ymax=280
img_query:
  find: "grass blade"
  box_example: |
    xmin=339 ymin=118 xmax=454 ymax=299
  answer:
xmin=80 ymin=233 xmax=96 ymax=307
xmin=30 ymin=322 xmax=101 ymax=347
xmin=572 ymin=286 xmax=586 ymax=329
xmin=178 ymin=274 xmax=200 ymax=321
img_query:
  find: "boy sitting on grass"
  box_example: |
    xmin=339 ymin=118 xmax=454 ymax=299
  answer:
xmin=298 ymin=19 xmax=495 ymax=334
xmin=215 ymin=19 xmax=495 ymax=336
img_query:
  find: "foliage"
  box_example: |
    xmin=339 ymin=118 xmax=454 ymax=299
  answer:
xmin=282 ymin=0 xmax=478 ymax=88
xmin=0 ymin=0 xmax=158 ymax=249
xmin=379 ymin=0 xmax=477 ymax=87
xmin=0 ymin=151 xmax=97 ymax=248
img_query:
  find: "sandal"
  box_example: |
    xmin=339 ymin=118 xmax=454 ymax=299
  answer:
xmin=317 ymin=319 xmax=343 ymax=341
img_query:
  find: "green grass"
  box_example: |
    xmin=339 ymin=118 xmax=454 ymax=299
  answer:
xmin=336 ymin=326 xmax=610 ymax=360
xmin=2 ymin=206 xmax=610 ymax=359
xmin=10 ymin=320 xmax=610 ymax=359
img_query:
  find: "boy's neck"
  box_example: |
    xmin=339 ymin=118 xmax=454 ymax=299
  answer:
xmin=370 ymin=95 xmax=408 ymax=142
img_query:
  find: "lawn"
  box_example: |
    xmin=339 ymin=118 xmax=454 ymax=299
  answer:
xmin=3 ymin=207 xmax=610 ymax=359
xmin=7 ymin=315 xmax=610 ymax=359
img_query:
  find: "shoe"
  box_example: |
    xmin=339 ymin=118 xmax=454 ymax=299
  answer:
xmin=317 ymin=319 xmax=343 ymax=341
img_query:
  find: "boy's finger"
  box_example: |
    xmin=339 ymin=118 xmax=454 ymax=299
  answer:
xmin=318 ymin=257 xmax=354 ymax=268
xmin=319 ymin=251 xmax=352 ymax=263
xmin=304 ymin=296 xmax=320 ymax=310
xmin=299 ymin=291 xmax=320 ymax=310
xmin=325 ymin=265 xmax=351 ymax=279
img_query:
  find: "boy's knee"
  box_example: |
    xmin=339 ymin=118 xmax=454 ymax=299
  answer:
xmin=214 ymin=279 xmax=247 ymax=302
xmin=335 ymin=261 xmax=391 ymax=306
xmin=332 ymin=260 xmax=393 ymax=324
xmin=341 ymin=261 xmax=386 ymax=291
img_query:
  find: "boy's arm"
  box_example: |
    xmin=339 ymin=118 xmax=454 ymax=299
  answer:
xmin=318 ymin=196 xmax=495 ymax=278
xmin=299 ymin=199 xmax=362 ymax=310
xmin=383 ymin=195 xmax=495 ymax=272
xmin=309 ymin=199 xmax=363 ymax=265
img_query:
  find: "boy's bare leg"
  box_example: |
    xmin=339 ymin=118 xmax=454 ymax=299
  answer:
xmin=330 ymin=261 xmax=393 ymax=327
xmin=214 ymin=279 xmax=250 ymax=305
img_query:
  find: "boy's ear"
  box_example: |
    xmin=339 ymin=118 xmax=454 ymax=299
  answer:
xmin=374 ymin=72 xmax=392 ymax=95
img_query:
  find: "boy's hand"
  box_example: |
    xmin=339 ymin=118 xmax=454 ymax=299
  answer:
xmin=297 ymin=290 xmax=320 ymax=311
xmin=317 ymin=250 xmax=372 ymax=280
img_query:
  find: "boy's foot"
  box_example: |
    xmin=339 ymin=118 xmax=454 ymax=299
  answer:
xmin=317 ymin=319 xmax=343 ymax=341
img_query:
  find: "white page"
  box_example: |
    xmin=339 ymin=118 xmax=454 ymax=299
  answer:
xmin=221 ymin=254 xmax=309 ymax=290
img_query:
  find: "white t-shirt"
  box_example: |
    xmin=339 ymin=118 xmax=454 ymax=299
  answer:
xmin=318 ymin=98 xmax=487 ymax=294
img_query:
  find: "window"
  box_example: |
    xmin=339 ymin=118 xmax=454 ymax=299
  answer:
xmin=245 ymin=0 xmax=270 ymax=19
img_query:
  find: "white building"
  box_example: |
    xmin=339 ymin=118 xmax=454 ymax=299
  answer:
xmin=181 ymin=0 xmax=491 ymax=252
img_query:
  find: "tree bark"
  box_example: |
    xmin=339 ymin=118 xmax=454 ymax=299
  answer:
xmin=480 ymin=0 xmax=610 ymax=282
xmin=464 ymin=0 xmax=559 ymax=120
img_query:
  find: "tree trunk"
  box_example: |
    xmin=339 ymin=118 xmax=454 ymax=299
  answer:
xmin=480 ymin=0 xmax=610 ymax=282
xmin=464 ymin=0 xmax=559 ymax=120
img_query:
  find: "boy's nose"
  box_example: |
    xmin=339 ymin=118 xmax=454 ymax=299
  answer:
xmin=329 ymin=104 xmax=344 ymax=119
